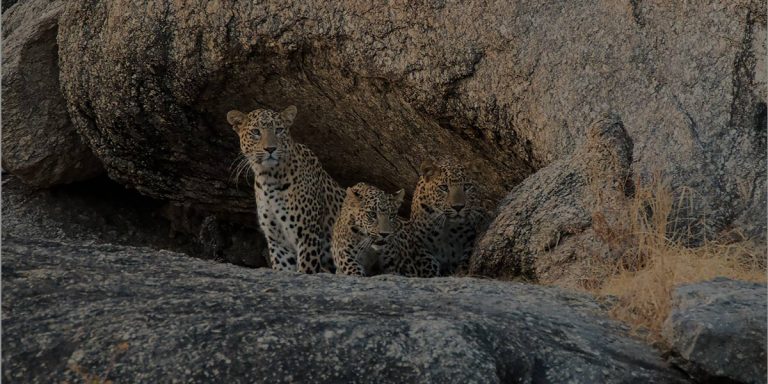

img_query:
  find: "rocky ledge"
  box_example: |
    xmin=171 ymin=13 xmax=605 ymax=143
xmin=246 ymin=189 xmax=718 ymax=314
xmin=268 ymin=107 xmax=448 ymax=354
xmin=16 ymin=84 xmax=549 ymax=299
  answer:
xmin=664 ymin=278 xmax=767 ymax=384
xmin=2 ymin=236 xmax=688 ymax=383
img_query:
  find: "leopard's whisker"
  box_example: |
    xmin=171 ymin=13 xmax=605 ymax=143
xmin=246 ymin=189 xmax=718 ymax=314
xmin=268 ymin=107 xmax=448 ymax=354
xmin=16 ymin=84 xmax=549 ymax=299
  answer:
xmin=232 ymin=156 xmax=255 ymax=190
xmin=353 ymin=237 xmax=368 ymax=253
xmin=228 ymin=154 xmax=243 ymax=170
xmin=229 ymin=154 xmax=248 ymax=178
xmin=352 ymin=236 xmax=374 ymax=257
xmin=242 ymin=157 xmax=257 ymax=185
xmin=231 ymin=157 xmax=247 ymax=182
xmin=228 ymin=154 xmax=245 ymax=180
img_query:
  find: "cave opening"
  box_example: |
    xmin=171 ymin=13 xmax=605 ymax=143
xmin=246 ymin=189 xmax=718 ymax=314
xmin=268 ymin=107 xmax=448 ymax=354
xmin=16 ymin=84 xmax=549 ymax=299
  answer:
xmin=1 ymin=172 xmax=269 ymax=268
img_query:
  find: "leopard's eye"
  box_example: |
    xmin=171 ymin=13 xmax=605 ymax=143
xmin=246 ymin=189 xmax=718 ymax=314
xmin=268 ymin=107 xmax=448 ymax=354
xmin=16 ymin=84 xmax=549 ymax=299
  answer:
xmin=275 ymin=127 xmax=285 ymax=135
xmin=464 ymin=183 xmax=475 ymax=192
xmin=366 ymin=211 xmax=376 ymax=221
xmin=438 ymin=184 xmax=448 ymax=193
xmin=251 ymin=130 xmax=261 ymax=139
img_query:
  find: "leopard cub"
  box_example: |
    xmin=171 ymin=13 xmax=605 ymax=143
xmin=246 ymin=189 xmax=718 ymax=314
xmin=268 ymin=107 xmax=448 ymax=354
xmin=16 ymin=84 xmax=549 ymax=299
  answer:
xmin=406 ymin=159 xmax=489 ymax=276
xmin=332 ymin=183 xmax=405 ymax=276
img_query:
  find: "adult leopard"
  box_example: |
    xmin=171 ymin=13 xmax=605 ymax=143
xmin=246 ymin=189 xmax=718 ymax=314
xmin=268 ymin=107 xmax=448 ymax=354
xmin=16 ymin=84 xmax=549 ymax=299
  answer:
xmin=227 ymin=105 xmax=343 ymax=273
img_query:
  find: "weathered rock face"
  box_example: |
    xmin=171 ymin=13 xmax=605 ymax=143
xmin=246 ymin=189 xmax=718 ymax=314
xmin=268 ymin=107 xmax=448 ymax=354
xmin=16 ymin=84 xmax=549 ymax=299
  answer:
xmin=663 ymin=278 xmax=767 ymax=384
xmin=45 ymin=1 xmax=764 ymax=241
xmin=469 ymin=115 xmax=633 ymax=284
xmin=2 ymin=235 xmax=688 ymax=383
xmin=1 ymin=0 xmax=103 ymax=187
xmin=1 ymin=0 xmax=24 ymax=13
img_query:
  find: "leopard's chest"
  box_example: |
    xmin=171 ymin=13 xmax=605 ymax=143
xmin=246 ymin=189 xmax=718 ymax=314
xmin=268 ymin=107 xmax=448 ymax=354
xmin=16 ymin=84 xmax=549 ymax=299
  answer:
xmin=421 ymin=219 xmax=467 ymax=259
xmin=255 ymin=186 xmax=302 ymax=248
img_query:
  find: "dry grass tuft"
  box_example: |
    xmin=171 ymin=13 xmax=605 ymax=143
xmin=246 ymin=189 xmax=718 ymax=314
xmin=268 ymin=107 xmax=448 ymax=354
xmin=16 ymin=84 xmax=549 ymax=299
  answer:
xmin=586 ymin=175 xmax=766 ymax=342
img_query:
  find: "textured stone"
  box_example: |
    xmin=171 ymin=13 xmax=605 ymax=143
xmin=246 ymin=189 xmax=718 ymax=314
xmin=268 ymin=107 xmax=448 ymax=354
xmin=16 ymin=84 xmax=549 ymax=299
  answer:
xmin=1 ymin=0 xmax=102 ymax=187
xmin=1 ymin=235 xmax=688 ymax=383
xmin=1 ymin=0 xmax=24 ymax=13
xmin=469 ymin=115 xmax=633 ymax=285
xmin=663 ymin=278 xmax=767 ymax=384
xmin=49 ymin=1 xmax=765 ymax=241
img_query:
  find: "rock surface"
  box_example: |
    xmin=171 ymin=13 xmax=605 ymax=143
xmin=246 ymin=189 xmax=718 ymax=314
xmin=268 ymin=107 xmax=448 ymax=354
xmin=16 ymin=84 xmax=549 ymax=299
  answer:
xmin=37 ymin=0 xmax=762 ymax=240
xmin=663 ymin=278 xmax=767 ymax=384
xmin=2 ymin=235 xmax=688 ymax=383
xmin=2 ymin=1 xmax=21 ymax=13
xmin=469 ymin=115 xmax=633 ymax=285
xmin=1 ymin=173 xmax=268 ymax=267
xmin=1 ymin=0 xmax=103 ymax=187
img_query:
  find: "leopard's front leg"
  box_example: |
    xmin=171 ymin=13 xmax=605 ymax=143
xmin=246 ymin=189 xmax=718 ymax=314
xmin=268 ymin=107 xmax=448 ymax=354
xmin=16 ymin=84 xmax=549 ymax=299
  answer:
xmin=296 ymin=224 xmax=324 ymax=274
xmin=264 ymin=229 xmax=298 ymax=272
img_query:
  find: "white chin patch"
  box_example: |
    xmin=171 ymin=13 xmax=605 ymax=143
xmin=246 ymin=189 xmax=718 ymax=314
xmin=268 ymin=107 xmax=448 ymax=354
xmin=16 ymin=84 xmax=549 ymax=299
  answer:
xmin=262 ymin=158 xmax=278 ymax=166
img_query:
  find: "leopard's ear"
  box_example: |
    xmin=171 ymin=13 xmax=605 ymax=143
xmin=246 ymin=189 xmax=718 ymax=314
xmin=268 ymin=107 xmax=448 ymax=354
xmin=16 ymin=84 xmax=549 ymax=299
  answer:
xmin=468 ymin=162 xmax=482 ymax=178
xmin=393 ymin=189 xmax=405 ymax=205
xmin=227 ymin=110 xmax=246 ymax=130
xmin=346 ymin=187 xmax=361 ymax=206
xmin=280 ymin=105 xmax=297 ymax=125
xmin=420 ymin=160 xmax=439 ymax=181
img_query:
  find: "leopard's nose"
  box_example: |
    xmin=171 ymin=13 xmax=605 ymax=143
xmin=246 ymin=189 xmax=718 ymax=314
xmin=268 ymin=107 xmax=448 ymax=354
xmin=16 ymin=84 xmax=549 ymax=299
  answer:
xmin=265 ymin=146 xmax=277 ymax=154
xmin=452 ymin=204 xmax=465 ymax=212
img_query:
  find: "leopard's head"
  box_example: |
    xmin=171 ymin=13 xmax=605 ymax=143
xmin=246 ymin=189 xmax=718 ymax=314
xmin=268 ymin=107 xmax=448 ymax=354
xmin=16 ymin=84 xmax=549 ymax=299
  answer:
xmin=227 ymin=105 xmax=298 ymax=170
xmin=343 ymin=183 xmax=405 ymax=248
xmin=412 ymin=159 xmax=479 ymax=220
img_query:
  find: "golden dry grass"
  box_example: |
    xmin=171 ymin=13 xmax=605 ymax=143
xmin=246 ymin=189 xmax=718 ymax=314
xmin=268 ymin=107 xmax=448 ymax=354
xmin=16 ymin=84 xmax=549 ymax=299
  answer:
xmin=586 ymin=176 xmax=766 ymax=342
